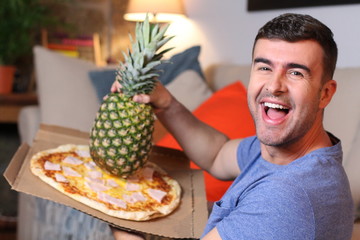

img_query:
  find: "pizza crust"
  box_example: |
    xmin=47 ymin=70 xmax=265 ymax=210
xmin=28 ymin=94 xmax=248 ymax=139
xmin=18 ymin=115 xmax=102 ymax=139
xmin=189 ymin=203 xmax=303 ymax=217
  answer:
xmin=30 ymin=144 xmax=181 ymax=221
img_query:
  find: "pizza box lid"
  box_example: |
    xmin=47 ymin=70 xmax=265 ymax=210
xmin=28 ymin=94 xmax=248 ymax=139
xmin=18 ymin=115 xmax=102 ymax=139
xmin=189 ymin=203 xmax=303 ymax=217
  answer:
xmin=4 ymin=124 xmax=208 ymax=239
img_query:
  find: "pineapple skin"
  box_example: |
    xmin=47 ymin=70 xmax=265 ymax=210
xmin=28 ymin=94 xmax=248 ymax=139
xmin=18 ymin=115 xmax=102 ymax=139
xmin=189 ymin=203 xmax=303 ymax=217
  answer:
xmin=89 ymin=93 xmax=154 ymax=178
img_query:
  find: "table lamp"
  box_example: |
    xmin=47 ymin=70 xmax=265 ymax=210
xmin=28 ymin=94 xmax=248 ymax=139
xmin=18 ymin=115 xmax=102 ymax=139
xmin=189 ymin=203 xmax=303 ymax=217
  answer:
xmin=124 ymin=0 xmax=186 ymax=22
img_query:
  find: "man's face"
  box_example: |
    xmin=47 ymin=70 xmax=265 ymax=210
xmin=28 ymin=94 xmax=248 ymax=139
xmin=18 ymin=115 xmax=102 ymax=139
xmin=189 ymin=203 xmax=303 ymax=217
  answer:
xmin=248 ymin=38 xmax=331 ymax=147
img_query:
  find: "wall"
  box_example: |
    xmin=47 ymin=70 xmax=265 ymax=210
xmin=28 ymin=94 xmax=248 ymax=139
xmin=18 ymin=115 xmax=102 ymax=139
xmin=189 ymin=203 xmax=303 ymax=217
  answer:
xmin=45 ymin=0 xmax=133 ymax=63
xmin=53 ymin=0 xmax=360 ymax=69
xmin=170 ymin=0 xmax=360 ymax=69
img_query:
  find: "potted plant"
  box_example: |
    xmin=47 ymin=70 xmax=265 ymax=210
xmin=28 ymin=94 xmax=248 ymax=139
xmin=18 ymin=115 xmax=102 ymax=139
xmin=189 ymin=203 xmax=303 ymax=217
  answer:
xmin=0 ymin=0 xmax=60 ymax=93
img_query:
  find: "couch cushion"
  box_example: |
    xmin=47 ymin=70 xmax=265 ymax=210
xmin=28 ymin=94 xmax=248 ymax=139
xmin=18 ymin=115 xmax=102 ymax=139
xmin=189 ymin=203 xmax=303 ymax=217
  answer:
xmin=166 ymin=70 xmax=212 ymax=111
xmin=156 ymin=81 xmax=256 ymax=202
xmin=324 ymin=67 xmax=360 ymax=161
xmin=206 ymin=64 xmax=251 ymax=91
xmin=34 ymin=46 xmax=99 ymax=132
xmin=344 ymin=120 xmax=360 ymax=217
xmin=323 ymin=67 xmax=360 ymax=214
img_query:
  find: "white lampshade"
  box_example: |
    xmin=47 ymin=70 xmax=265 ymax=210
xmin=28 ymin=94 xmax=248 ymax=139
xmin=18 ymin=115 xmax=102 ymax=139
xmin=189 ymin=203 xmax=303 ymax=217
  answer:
xmin=124 ymin=0 xmax=186 ymax=22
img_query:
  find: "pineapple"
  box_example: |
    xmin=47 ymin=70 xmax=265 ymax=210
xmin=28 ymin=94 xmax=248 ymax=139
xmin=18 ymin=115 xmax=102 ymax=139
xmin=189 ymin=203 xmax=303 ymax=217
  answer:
xmin=89 ymin=15 xmax=173 ymax=178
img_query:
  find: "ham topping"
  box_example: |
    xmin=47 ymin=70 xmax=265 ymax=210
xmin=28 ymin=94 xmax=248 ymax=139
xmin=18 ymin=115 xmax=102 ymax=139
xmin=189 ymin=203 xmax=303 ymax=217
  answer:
xmin=125 ymin=182 xmax=140 ymax=191
xmin=85 ymin=176 xmax=104 ymax=184
xmin=88 ymin=170 xmax=103 ymax=179
xmin=76 ymin=150 xmax=90 ymax=158
xmin=62 ymin=166 xmax=82 ymax=177
xmin=123 ymin=192 xmax=146 ymax=204
xmin=85 ymin=181 xmax=110 ymax=192
xmin=98 ymin=192 xmax=127 ymax=209
xmin=63 ymin=156 xmax=83 ymax=165
xmin=55 ymin=173 xmax=69 ymax=183
xmin=106 ymin=179 xmax=119 ymax=188
xmin=84 ymin=161 xmax=96 ymax=170
xmin=147 ymin=189 xmax=167 ymax=203
xmin=44 ymin=161 xmax=61 ymax=171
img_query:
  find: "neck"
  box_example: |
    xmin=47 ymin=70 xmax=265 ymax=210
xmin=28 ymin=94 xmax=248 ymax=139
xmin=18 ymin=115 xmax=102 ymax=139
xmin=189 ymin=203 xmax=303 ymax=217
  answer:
xmin=261 ymin=126 xmax=332 ymax=165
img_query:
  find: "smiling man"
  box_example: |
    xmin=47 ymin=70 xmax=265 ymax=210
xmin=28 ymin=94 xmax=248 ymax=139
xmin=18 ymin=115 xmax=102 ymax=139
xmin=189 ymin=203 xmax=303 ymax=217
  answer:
xmin=248 ymin=38 xmax=336 ymax=163
xmin=112 ymin=13 xmax=354 ymax=240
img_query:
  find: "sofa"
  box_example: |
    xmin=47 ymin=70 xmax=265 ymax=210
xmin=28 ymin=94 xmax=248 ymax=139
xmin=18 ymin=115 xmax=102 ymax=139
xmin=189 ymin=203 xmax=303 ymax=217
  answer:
xmin=17 ymin=45 xmax=360 ymax=239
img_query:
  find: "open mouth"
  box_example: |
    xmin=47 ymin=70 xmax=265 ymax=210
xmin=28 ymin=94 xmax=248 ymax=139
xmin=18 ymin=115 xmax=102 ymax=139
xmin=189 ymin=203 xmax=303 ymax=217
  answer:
xmin=263 ymin=102 xmax=290 ymax=120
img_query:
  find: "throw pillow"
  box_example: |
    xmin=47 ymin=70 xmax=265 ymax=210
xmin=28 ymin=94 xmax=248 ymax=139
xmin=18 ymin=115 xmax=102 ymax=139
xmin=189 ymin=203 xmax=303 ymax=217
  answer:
xmin=166 ymin=70 xmax=212 ymax=111
xmin=156 ymin=81 xmax=256 ymax=202
xmin=88 ymin=66 xmax=117 ymax=101
xmin=34 ymin=46 xmax=100 ymax=132
xmin=155 ymin=45 xmax=205 ymax=85
xmin=88 ymin=45 xmax=205 ymax=102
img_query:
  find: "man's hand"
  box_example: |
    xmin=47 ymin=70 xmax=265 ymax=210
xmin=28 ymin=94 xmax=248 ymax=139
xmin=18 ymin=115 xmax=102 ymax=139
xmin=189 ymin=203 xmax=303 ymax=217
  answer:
xmin=111 ymin=227 xmax=145 ymax=240
xmin=111 ymin=80 xmax=173 ymax=112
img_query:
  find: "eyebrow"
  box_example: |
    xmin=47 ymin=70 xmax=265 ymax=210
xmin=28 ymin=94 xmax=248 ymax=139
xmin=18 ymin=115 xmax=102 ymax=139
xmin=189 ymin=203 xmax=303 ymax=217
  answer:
xmin=287 ymin=63 xmax=311 ymax=73
xmin=253 ymin=57 xmax=311 ymax=74
xmin=254 ymin=57 xmax=271 ymax=66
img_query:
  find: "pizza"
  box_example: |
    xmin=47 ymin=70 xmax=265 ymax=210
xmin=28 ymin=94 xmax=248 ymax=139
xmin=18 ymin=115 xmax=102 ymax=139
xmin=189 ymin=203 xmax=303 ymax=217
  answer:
xmin=30 ymin=144 xmax=181 ymax=221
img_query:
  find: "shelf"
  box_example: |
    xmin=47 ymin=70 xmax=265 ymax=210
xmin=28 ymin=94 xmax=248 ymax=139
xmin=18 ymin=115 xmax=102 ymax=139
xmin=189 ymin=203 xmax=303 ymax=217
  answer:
xmin=0 ymin=93 xmax=38 ymax=123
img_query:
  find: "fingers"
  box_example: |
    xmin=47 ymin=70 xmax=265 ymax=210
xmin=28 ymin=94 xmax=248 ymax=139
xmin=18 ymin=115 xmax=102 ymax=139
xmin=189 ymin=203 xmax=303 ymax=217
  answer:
xmin=107 ymin=82 xmax=152 ymax=104
xmin=111 ymin=81 xmax=122 ymax=93
xmin=133 ymin=94 xmax=151 ymax=104
xmin=104 ymin=81 xmax=122 ymax=100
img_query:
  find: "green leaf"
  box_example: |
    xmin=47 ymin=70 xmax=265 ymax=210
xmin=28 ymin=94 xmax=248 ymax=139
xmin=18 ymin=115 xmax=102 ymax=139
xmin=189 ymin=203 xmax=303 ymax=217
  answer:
xmin=150 ymin=24 xmax=159 ymax=41
xmin=142 ymin=14 xmax=150 ymax=45
xmin=157 ymin=35 xmax=175 ymax=49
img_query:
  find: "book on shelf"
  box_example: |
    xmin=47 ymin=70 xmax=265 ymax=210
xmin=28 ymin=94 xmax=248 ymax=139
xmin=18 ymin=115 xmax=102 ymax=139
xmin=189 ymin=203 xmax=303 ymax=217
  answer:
xmin=42 ymin=30 xmax=100 ymax=63
xmin=61 ymin=38 xmax=94 ymax=47
xmin=47 ymin=43 xmax=77 ymax=51
xmin=53 ymin=49 xmax=79 ymax=58
xmin=46 ymin=41 xmax=94 ymax=59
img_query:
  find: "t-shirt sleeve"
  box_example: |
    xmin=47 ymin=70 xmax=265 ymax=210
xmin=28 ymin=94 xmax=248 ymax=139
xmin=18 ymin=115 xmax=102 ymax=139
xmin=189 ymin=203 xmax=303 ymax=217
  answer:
xmin=236 ymin=136 xmax=261 ymax=171
xmin=215 ymin=181 xmax=315 ymax=240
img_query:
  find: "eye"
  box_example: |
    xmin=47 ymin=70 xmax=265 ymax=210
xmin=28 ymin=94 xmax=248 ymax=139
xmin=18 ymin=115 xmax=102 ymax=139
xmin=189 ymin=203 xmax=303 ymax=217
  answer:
xmin=258 ymin=66 xmax=271 ymax=72
xmin=288 ymin=70 xmax=305 ymax=79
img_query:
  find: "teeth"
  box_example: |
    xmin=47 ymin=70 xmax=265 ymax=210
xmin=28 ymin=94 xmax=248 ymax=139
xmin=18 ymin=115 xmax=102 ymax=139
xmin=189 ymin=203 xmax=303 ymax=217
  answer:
xmin=264 ymin=102 xmax=288 ymax=110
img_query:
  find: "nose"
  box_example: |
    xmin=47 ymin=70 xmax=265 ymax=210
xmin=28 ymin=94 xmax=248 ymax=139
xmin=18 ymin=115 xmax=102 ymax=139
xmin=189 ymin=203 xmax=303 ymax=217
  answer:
xmin=265 ymin=72 xmax=287 ymax=95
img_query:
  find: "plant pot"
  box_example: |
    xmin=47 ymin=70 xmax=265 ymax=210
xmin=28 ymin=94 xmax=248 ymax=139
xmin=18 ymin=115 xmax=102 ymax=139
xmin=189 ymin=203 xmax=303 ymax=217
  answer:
xmin=0 ymin=65 xmax=16 ymax=94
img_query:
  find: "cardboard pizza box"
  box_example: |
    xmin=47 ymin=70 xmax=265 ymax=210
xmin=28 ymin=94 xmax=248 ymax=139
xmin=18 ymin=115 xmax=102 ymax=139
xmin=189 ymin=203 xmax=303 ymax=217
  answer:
xmin=4 ymin=124 xmax=208 ymax=239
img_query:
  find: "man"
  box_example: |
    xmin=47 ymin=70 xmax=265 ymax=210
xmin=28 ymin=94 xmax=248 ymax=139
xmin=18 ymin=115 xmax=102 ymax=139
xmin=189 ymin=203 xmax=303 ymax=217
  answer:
xmin=113 ymin=13 xmax=354 ymax=239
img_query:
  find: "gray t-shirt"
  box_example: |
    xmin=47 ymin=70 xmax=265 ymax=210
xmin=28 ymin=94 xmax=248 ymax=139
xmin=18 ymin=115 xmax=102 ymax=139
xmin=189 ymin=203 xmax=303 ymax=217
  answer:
xmin=203 ymin=135 xmax=354 ymax=240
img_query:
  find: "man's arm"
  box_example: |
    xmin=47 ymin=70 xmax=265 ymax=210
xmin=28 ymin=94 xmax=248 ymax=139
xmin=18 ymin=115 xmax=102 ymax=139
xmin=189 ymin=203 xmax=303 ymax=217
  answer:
xmin=132 ymin=82 xmax=241 ymax=180
xmin=202 ymin=227 xmax=222 ymax=239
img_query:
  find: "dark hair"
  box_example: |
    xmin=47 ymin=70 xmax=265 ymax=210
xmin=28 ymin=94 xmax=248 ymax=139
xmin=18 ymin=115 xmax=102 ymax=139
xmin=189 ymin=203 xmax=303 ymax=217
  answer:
xmin=253 ymin=13 xmax=338 ymax=80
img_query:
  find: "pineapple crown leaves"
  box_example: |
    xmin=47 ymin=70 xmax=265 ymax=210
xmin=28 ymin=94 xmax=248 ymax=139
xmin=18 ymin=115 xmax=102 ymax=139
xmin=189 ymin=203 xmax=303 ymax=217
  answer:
xmin=118 ymin=14 xmax=174 ymax=96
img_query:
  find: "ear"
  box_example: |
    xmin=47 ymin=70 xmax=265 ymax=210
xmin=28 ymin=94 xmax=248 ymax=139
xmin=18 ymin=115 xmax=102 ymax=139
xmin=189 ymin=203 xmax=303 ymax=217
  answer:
xmin=319 ymin=79 xmax=337 ymax=109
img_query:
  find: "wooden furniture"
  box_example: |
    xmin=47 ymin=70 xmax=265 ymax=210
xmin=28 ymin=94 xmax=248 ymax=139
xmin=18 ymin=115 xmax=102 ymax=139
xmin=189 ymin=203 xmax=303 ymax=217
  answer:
xmin=0 ymin=93 xmax=38 ymax=123
xmin=41 ymin=29 xmax=104 ymax=66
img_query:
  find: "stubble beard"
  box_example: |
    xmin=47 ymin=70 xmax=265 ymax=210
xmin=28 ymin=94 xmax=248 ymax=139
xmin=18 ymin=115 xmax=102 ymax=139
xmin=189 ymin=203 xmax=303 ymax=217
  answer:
xmin=249 ymin=98 xmax=319 ymax=148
